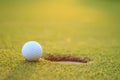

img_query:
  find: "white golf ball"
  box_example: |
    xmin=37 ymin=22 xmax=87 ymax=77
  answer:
xmin=22 ymin=41 xmax=42 ymax=61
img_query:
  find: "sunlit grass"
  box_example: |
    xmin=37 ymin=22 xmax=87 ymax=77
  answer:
xmin=0 ymin=0 xmax=120 ymax=80
xmin=0 ymin=0 xmax=109 ymax=25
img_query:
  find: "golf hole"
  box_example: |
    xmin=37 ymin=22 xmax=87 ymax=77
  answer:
xmin=43 ymin=54 xmax=91 ymax=64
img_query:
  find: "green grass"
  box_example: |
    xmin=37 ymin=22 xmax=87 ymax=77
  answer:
xmin=0 ymin=0 xmax=120 ymax=80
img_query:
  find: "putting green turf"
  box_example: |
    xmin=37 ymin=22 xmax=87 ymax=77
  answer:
xmin=0 ymin=0 xmax=120 ymax=80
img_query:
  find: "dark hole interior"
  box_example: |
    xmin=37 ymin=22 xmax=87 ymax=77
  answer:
xmin=43 ymin=54 xmax=91 ymax=63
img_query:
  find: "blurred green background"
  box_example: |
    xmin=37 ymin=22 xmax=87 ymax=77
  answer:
xmin=0 ymin=0 xmax=119 ymax=52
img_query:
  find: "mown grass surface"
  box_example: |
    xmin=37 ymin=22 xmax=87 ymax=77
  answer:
xmin=0 ymin=0 xmax=120 ymax=80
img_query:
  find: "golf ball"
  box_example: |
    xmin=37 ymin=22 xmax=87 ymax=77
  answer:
xmin=22 ymin=41 xmax=42 ymax=61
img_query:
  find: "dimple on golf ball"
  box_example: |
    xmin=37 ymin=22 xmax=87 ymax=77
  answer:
xmin=22 ymin=41 xmax=42 ymax=61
